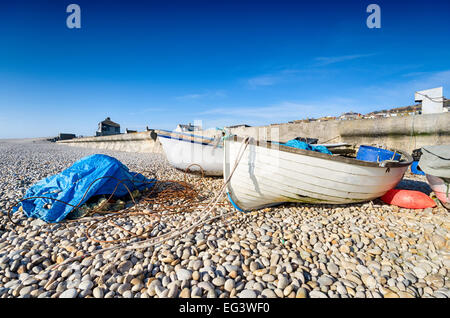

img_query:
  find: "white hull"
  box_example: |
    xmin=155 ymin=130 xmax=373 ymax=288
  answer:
xmin=224 ymin=137 xmax=412 ymax=211
xmin=158 ymin=132 xmax=223 ymax=176
xmin=426 ymin=174 xmax=450 ymax=206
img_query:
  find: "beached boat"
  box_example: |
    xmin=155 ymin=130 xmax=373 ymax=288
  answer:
xmin=418 ymin=145 xmax=450 ymax=209
xmin=155 ymin=129 xmax=224 ymax=176
xmin=425 ymin=175 xmax=449 ymax=208
xmin=224 ymin=136 xmax=413 ymax=211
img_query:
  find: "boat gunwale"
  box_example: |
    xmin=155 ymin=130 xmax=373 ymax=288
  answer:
xmin=229 ymin=135 xmax=413 ymax=168
xmin=156 ymin=131 xmax=223 ymax=148
xmin=155 ymin=129 xmax=216 ymax=141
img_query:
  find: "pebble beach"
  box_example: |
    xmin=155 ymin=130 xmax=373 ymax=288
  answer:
xmin=0 ymin=138 xmax=448 ymax=298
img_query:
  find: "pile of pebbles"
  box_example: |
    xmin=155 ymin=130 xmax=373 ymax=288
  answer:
xmin=0 ymin=139 xmax=448 ymax=298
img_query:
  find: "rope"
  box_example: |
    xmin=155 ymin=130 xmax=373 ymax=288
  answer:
xmin=183 ymin=164 xmax=205 ymax=183
xmin=410 ymin=114 xmax=416 ymax=153
xmin=9 ymin=136 xmax=250 ymax=270
xmin=415 ymin=91 xmax=445 ymax=103
xmin=321 ymin=135 xmax=340 ymax=144
xmin=6 ymin=173 xmax=209 ymax=247
xmin=125 ymin=136 xmax=250 ymax=251
xmin=7 ymin=176 xmax=140 ymax=226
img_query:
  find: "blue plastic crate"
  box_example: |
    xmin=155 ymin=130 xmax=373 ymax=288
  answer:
xmin=356 ymin=145 xmax=401 ymax=163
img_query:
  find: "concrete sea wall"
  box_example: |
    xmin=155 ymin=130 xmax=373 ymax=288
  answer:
xmin=58 ymin=113 xmax=449 ymax=154
xmin=57 ymin=131 xmax=163 ymax=154
xmin=222 ymin=112 xmax=450 ymax=154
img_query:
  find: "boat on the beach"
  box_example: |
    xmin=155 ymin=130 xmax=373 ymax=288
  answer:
xmin=418 ymin=145 xmax=450 ymax=209
xmin=155 ymin=129 xmax=224 ymax=176
xmin=424 ymin=175 xmax=449 ymax=209
xmin=224 ymin=136 xmax=413 ymax=211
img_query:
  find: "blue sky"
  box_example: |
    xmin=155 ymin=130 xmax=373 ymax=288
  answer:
xmin=0 ymin=0 xmax=449 ymax=138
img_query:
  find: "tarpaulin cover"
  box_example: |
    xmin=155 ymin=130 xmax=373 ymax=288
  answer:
xmin=419 ymin=145 xmax=450 ymax=178
xmin=410 ymin=161 xmax=425 ymax=175
xmin=284 ymin=139 xmax=332 ymax=155
xmin=14 ymin=154 xmax=155 ymax=223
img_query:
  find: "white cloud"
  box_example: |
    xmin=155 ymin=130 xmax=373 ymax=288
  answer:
xmin=245 ymin=65 xmax=350 ymax=88
xmin=314 ymin=53 xmax=376 ymax=66
xmin=401 ymin=71 xmax=430 ymax=78
xmin=176 ymin=93 xmax=206 ymax=100
xmin=246 ymin=69 xmax=304 ymax=88
xmin=175 ymin=90 xmax=227 ymax=100
xmin=357 ymin=69 xmax=450 ymax=110
xmin=198 ymin=69 xmax=450 ymax=127
xmin=129 ymin=107 xmax=166 ymax=115
xmin=199 ymin=99 xmax=351 ymax=123
xmin=247 ymin=75 xmax=280 ymax=87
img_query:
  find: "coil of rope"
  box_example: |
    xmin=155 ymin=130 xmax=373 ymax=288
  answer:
xmin=7 ymin=173 xmax=214 ymax=244
xmin=6 ymin=136 xmax=251 ymax=269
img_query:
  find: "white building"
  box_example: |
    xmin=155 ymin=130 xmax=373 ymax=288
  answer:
xmin=415 ymin=87 xmax=445 ymax=114
xmin=175 ymin=123 xmax=201 ymax=132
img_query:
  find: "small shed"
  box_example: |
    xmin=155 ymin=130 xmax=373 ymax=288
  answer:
xmin=96 ymin=117 xmax=121 ymax=136
xmin=175 ymin=123 xmax=201 ymax=132
xmin=415 ymin=87 xmax=444 ymax=114
xmin=58 ymin=133 xmax=76 ymax=141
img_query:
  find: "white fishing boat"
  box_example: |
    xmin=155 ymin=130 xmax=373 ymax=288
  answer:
xmin=224 ymin=136 xmax=412 ymax=211
xmin=418 ymin=145 xmax=450 ymax=209
xmin=425 ymin=175 xmax=450 ymax=209
xmin=155 ymin=129 xmax=224 ymax=176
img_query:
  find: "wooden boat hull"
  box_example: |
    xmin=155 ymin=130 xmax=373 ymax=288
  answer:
xmin=157 ymin=130 xmax=223 ymax=176
xmin=224 ymin=137 xmax=412 ymax=211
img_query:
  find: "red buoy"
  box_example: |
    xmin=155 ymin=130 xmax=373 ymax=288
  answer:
xmin=381 ymin=189 xmax=436 ymax=209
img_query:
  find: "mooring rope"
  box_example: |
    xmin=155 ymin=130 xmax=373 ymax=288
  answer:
xmin=8 ymin=136 xmax=250 ymax=269
xmin=52 ymin=136 xmax=250 ymax=268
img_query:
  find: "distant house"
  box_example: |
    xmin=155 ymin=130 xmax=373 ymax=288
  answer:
xmin=58 ymin=133 xmax=76 ymax=141
xmin=363 ymin=112 xmax=378 ymax=119
xmin=415 ymin=87 xmax=445 ymax=114
xmin=48 ymin=133 xmax=76 ymax=142
xmin=316 ymin=116 xmax=336 ymax=122
xmin=364 ymin=104 xmax=422 ymax=119
xmin=339 ymin=112 xmax=361 ymax=120
xmin=125 ymin=129 xmax=137 ymax=134
xmin=288 ymin=118 xmax=315 ymax=124
xmin=175 ymin=123 xmax=201 ymax=132
xmin=96 ymin=117 xmax=121 ymax=136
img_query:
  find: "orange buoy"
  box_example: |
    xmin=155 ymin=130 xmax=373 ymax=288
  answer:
xmin=381 ymin=189 xmax=436 ymax=209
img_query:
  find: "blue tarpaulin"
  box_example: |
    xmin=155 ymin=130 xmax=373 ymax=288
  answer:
xmin=410 ymin=161 xmax=425 ymax=175
xmin=14 ymin=154 xmax=155 ymax=223
xmin=284 ymin=139 xmax=332 ymax=155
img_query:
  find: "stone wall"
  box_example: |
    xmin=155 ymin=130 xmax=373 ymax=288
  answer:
xmin=216 ymin=112 xmax=450 ymax=153
xmin=57 ymin=131 xmax=163 ymax=154
xmin=57 ymin=113 xmax=449 ymax=154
